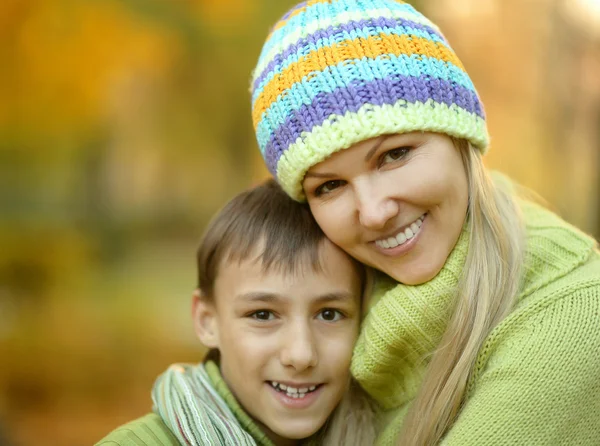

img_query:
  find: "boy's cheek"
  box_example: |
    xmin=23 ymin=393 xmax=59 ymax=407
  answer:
xmin=320 ymin=332 xmax=357 ymax=368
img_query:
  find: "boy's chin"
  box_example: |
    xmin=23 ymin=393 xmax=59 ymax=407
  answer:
xmin=267 ymin=416 xmax=325 ymax=441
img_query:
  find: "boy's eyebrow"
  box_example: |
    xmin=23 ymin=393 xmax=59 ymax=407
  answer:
xmin=235 ymin=292 xmax=280 ymax=303
xmin=313 ymin=292 xmax=356 ymax=304
xmin=235 ymin=291 xmax=357 ymax=303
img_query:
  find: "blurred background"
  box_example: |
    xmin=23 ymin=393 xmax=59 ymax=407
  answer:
xmin=1 ymin=0 xmax=599 ymax=444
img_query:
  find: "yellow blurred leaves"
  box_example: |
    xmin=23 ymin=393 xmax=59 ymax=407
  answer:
xmin=191 ymin=0 xmax=257 ymax=30
xmin=2 ymin=0 xmax=181 ymax=145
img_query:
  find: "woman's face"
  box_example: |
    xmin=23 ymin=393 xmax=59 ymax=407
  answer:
xmin=303 ymin=132 xmax=469 ymax=285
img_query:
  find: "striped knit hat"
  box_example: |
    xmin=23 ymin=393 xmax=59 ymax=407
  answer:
xmin=251 ymin=0 xmax=488 ymax=201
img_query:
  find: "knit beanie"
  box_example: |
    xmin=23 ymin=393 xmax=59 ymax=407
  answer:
xmin=251 ymin=0 xmax=488 ymax=201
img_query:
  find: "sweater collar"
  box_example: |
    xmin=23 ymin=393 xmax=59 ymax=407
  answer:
xmin=352 ymin=224 xmax=470 ymax=409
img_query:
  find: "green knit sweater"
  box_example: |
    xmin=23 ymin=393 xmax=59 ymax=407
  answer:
xmin=95 ymin=361 xmax=274 ymax=446
xmin=352 ymin=198 xmax=600 ymax=445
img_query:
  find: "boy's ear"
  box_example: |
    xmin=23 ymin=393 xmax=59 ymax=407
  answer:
xmin=192 ymin=289 xmax=219 ymax=349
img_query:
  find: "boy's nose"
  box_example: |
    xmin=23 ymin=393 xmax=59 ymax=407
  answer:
xmin=279 ymin=322 xmax=318 ymax=371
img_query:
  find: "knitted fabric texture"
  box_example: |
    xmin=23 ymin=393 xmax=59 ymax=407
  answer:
xmin=97 ymin=361 xmax=276 ymax=446
xmin=250 ymin=0 xmax=488 ymax=200
xmin=152 ymin=362 xmax=267 ymax=446
xmin=352 ymin=224 xmax=469 ymax=409
xmin=352 ymin=198 xmax=600 ymax=445
xmin=95 ymin=414 xmax=179 ymax=446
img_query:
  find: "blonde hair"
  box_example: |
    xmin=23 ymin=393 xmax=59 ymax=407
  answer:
xmin=317 ymin=378 xmax=378 ymax=445
xmin=398 ymin=140 xmax=526 ymax=445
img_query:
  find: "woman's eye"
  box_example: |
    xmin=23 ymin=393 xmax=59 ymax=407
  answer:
xmin=381 ymin=147 xmax=410 ymax=165
xmin=315 ymin=180 xmax=345 ymax=196
xmin=250 ymin=310 xmax=274 ymax=321
xmin=317 ymin=309 xmax=344 ymax=322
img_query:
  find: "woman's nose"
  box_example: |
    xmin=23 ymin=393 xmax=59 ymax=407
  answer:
xmin=279 ymin=322 xmax=318 ymax=371
xmin=355 ymin=183 xmax=398 ymax=230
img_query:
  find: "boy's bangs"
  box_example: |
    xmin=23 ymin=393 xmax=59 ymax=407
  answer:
xmin=223 ymin=229 xmax=325 ymax=277
xmin=197 ymin=179 xmax=326 ymax=294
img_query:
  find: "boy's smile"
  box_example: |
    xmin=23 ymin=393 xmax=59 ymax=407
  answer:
xmin=194 ymin=239 xmax=362 ymax=444
xmin=267 ymin=380 xmax=324 ymax=410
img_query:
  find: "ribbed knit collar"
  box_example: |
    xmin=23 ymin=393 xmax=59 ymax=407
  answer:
xmin=352 ymin=225 xmax=470 ymax=409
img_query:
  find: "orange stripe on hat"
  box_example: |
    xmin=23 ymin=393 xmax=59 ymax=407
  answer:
xmin=252 ymin=33 xmax=465 ymax=127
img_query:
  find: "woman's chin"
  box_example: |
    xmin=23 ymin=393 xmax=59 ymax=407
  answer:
xmin=385 ymin=258 xmax=445 ymax=285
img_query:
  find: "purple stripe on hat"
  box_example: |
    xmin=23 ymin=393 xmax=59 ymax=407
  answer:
xmin=252 ymin=15 xmax=445 ymax=93
xmin=263 ymin=74 xmax=483 ymax=174
xmin=280 ymin=1 xmax=307 ymax=21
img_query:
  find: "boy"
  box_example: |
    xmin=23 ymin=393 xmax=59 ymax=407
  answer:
xmin=97 ymin=180 xmax=374 ymax=445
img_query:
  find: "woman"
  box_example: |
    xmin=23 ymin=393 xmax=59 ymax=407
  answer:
xmin=250 ymin=1 xmax=600 ymax=444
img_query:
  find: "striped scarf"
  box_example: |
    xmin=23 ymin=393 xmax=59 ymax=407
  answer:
xmin=152 ymin=363 xmax=257 ymax=446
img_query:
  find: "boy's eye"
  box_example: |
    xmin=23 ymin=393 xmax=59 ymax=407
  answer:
xmin=251 ymin=310 xmax=275 ymax=321
xmin=317 ymin=309 xmax=344 ymax=322
xmin=315 ymin=179 xmax=345 ymax=196
xmin=381 ymin=147 xmax=410 ymax=165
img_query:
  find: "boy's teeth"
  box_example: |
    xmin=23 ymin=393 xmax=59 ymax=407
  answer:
xmin=271 ymin=382 xmax=319 ymax=398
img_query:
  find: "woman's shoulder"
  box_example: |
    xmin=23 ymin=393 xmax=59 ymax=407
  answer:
xmin=516 ymin=189 xmax=599 ymax=302
xmin=474 ymin=248 xmax=600 ymax=378
xmin=95 ymin=413 xmax=179 ymax=446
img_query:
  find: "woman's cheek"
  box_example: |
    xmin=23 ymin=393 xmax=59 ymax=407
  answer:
xmin=310 ymin=199 xmax=349 ymax=237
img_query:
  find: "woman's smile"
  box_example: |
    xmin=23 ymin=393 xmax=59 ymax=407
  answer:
xmin=373 ymin=213 xmax=426 ymax=251
xmin=304 ymin=132 xmax=468 ymax=285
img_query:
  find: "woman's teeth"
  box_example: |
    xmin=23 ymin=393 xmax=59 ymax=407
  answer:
xmin=375 ymin=214 xmax=425 ymax=249
xmin=270 ymin=381 xmax=318 ymax=399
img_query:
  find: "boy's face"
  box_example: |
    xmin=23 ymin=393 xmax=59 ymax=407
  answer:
xmin=195 ymin=240 xmax=362 ymax=443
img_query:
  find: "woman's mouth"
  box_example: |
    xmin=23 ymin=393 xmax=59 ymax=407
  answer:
xmin=375 ymin=214 xmax=426 ymax=249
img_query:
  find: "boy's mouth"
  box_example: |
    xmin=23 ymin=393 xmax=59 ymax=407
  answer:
xmin=268 ymin=381 xmax=322 ymax=399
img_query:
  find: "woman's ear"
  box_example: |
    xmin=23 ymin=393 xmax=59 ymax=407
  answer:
xmin=192 ymin=289 xmax=219 ymax=348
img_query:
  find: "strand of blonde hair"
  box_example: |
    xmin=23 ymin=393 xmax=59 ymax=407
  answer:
xmin=398 ymin=141 xmax=525 ymax=445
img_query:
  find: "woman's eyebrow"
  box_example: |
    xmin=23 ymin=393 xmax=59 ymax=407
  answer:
xmin=364 ymin=135 xmax=389 ymax=162
xmin=304 ymin=136 xmax=391 ymax=179
xmin=304 ymin=171 xmax=335 ymax=179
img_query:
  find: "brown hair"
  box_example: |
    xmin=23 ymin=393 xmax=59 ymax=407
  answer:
xmin=197 ymin=178 xmax=341 ymax=297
